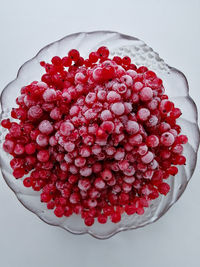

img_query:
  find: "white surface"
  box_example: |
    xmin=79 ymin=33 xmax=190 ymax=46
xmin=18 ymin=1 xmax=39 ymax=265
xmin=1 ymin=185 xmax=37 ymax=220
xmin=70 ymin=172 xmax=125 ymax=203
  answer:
xmin=0 ymin=0 xmax=200 ymax=266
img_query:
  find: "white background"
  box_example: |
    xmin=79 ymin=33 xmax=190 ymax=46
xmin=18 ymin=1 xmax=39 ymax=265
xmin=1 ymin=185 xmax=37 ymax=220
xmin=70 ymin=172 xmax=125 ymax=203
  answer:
xmin=0 ymin=0 xmax=200 ymax=266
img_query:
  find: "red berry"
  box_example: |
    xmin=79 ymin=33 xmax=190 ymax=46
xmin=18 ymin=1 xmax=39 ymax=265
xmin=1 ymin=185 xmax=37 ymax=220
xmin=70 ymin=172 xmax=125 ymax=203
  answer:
xmin=167 ymin=166 xmax=178 ymax=176
xmin=89 ymin=52 xmax=98 ymax=63
xmin=37 ymin=150 xmax=50 ymax=162
xmin=3 ymin=140 xmax=15 ymax=153
xmin=113 ymin=56 xmax=122 ymax=65
xmin=122 ymin=56 xmax=131 ymax=65
xmin=98 ymin=214 xmax=107 ymax=224
xmin=146 ymin=135 xmax=159 ymax=148
xmin=25 ymin=143 xmax=36 ymax=154
xmin=1 ymin=119 xmax=11 ymax=129
xmin=97 ymin=46 xmax=109 ymax=60
xmin=23 ymin=177 xmax=32 ymax=187
xmin=137 ymin=66 xmax=148 ymax=73
xmin=140 ymin=87 xmax=153 ymax=101
xmin=51 ymin=56 xmax=62 ymax=66
xmin=13 ymin=168 xmax=25 ymax=179
xmin=158 ymin=183 xmax=170 ymax=195
xmin=62 ymin=56 xmax=72 ymax=67
xmin=111 ymin=212 xmax=121 ymax=223
xmin=68 ymin=49 xmax=80 ymax=61
xmin=74 ymin=57 xmax=84 ymax=66
xmin=160 ymin=132 xmax=175 ymax=146
xmin=125 ymin=205 xmax=136 ymax=215
xmin=54 ymin=206 xmax=64 ymax=217
xmin=41 ymin=192 xmax=51 ymax=202
xmin=84 ymin=216 xmax=95 ymax=226
xmin=177 ymin=135 xmax=188 ymax=144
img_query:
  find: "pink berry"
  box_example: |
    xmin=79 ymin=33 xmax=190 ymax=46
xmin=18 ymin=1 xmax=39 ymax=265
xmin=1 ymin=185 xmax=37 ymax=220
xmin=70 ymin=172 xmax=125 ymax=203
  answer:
xmin=160 ymin=132 xmax=175 ymax=146
xmin=60 ymin=122 xmax=74 ymax=136
xmin=94 ymin=177 xmax=106 ymax=190
xmin=85 ymin=92 xmax=96 ymax=105
xmin=137 ymin=108 xmax=150 ymax=121
xmin=126 ymin=121 xmax=139 ymax=134
xmin=3 ymin=140 xmax=15 ymax=153
xmin=74 ymin=157 xmax=86 ymax=167
xmin=101 ymin=121 xmax=114 ymax=134
xmin=107 ymin=91 xmax=121 ymax=103
xmin=102 ymin=169 xmax=112 ymax=181
xmin=141 ymin=151 xmax=154 ymax=164
xmin=36 ymin=134 xmax=49 ymax=147
xmin=134 ymin=82 xmax=143 ymax=91
xmin=80 ymin=167 xmax=92 ymax=177
xmin=37 ymin=150 xmax=50 ymax=162
xmin=78 ymin=179 xmax=91 ymax=191
xmin=28 ymin=105 xmax=43 ymax=120
xmin=100 ymin=110 xmax=112 ymax=121
xmin=14 ymin=143 xmax=25 ymax=155
xmin=64 ymin=141 xmax=75 ymax=152
xmin=50 ymin=107 xmax=62 ymax=120
xmin=39 ymin=120 xmax=53 ymax=135
xmin=43 ymin=89 xmax=57 ymax=102
xmin=111 ymin=102 xmax=125 ymax=116
xmin=140 ymin=87 xmax=153 ymax=101
xmin=69 ymin=192 xmax=80 ymax=204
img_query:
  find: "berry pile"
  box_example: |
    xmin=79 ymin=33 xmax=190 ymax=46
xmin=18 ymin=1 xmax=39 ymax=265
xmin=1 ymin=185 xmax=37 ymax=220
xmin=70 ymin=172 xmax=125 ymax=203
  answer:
xmin=1 ymin=46 xmax=188 ymax=226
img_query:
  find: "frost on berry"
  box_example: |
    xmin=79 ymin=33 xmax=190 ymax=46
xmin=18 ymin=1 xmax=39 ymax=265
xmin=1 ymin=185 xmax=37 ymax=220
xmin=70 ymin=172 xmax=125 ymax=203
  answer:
xmin=1 ymin=46 xmax=188 ymax=227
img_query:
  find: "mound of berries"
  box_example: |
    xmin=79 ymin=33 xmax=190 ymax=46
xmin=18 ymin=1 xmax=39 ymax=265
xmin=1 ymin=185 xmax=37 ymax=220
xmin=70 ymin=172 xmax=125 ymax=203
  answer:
xmin=1 ymin=46 xmax=188 ymax=226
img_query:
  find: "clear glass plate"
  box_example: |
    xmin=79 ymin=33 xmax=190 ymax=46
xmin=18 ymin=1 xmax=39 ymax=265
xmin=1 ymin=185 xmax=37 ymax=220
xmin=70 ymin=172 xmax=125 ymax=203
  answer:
xmin=0 ymin=31 xmax=199 ymax=239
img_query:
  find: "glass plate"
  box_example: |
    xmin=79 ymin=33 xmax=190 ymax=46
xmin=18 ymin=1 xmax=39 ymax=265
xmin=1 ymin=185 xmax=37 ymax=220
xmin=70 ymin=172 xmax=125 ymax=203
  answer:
xmin=0 ymin=31 xmax=199 ymax=239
